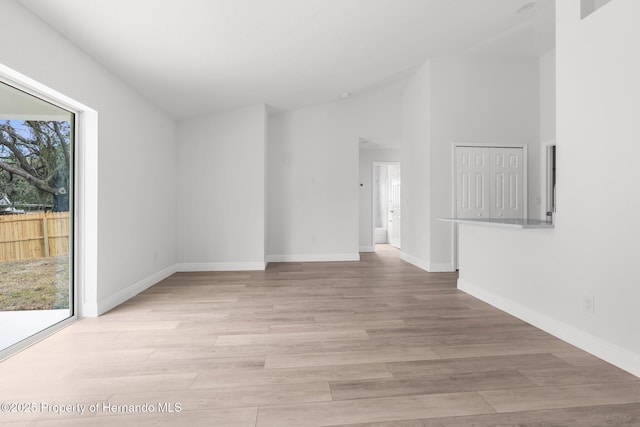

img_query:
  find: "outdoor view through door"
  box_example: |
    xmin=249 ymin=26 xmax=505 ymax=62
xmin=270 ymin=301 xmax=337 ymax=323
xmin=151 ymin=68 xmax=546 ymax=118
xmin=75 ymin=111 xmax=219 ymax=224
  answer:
xmin=0 ymin=81 xmax=74 ymax=354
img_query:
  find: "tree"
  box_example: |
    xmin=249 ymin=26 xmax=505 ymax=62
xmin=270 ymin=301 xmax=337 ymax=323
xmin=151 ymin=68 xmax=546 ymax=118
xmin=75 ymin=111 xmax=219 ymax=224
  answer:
xmin=0 ymin=120 xmax=71 ymax=211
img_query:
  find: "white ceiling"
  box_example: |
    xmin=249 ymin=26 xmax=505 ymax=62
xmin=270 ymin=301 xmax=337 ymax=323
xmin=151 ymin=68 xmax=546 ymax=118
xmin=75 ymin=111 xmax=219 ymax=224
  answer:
xmin=17 ymin=0 xmax=555 ymax=119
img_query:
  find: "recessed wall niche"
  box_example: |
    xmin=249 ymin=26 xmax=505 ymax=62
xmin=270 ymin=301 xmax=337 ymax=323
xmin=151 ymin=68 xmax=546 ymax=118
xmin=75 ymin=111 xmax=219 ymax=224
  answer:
xmin=581 ymin=0 xmax=612 ymax=19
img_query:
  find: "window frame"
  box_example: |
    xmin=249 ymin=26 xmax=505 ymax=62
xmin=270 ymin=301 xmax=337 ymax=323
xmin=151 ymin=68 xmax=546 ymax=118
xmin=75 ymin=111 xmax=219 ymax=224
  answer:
xmin=0 ymin=63 xmax=98 ymax=361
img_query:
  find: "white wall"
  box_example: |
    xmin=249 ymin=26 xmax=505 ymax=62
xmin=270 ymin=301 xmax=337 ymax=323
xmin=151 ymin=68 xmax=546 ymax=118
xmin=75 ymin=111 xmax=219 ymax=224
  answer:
xmin=401 ymin=54 xmax=540 ymax=272
xmin=400 ymin=62 xmax=431 ymax=269
xmin=177 ymin=105 xmax=266 ymax=270
xmin=540 ymin=50 xmax=557 ymax=143
xmin=431 ymin=54 xmax=541 ymax=268
xmin=358 ymin=148 xmax=401 ymax=251
xmin=539 ymin=49 xmax=556 ymax=219
xmin=458 ymin=0 xmax=640 ymax=377
xmin=1 ymin=1 xmax=177 ymax=315
xmin=268 ymin=90 xmax=402 ymax=262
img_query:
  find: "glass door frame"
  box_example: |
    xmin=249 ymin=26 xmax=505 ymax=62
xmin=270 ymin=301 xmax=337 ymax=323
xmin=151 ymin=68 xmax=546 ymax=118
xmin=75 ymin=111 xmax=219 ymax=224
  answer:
xmin=0 ymin=71 xmax=82 ymax=361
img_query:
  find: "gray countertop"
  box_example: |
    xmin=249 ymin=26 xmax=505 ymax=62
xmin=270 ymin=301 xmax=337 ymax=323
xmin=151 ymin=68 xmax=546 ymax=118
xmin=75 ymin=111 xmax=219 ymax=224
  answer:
xmin=439 ymin=218 xmax=554 ymax=229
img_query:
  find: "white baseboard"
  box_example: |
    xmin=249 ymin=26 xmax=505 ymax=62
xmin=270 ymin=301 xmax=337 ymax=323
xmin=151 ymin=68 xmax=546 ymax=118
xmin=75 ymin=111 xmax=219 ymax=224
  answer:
xmin=399 ymin=252 xmax=455 ymax=273
xmin=176 ymin=262 xmax=266 ymax=272
xmin=359 ymin=246 xmax=375 ymax=253
xmin=82 ymin=265 xmax=177 ymax=317
xmin=399 ymin=251 xmax=429 ymax=271
xmin=458 ymin=278 xmax=640 ymax=378
xmin=428 ymin=263 xmax=456 ymax=272
xmin=266 ymin=253 xmax=360 ymax=263
xmin=82 ymin=261 xmax=266 ymax=317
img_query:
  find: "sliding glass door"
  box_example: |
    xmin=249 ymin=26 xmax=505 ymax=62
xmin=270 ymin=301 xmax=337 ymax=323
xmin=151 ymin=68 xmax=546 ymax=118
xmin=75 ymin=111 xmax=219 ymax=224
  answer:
xmin=0 ymin=81 xmax=74 ymax=355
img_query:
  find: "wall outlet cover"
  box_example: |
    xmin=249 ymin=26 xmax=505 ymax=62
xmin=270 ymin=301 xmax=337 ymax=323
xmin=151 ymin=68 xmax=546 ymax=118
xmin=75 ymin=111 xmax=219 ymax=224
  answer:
xmin=583 ymin=295 xmax=595 ymax=315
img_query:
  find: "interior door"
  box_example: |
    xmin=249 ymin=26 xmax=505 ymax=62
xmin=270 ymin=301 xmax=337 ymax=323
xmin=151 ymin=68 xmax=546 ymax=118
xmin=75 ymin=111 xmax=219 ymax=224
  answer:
xmin=456 ymin=146 xmax=524 ymax=219
xmin=456 ymin=147 xmax=490 ymax=219
xmin=388 ymin=165 xmax=401 ymax=248
xmin=491 ymin=147 xmax=524 ymax=219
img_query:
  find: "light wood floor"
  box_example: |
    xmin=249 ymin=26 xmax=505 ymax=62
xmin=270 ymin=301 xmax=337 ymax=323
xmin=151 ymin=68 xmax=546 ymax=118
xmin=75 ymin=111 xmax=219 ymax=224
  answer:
xmin=2 ymin=245 xmax=640 ymax=426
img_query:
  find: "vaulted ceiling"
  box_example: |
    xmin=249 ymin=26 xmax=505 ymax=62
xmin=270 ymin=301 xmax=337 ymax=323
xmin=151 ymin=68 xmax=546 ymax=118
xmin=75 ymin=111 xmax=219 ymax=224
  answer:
xmin=17 ymin=0 xmax=555 ymax=119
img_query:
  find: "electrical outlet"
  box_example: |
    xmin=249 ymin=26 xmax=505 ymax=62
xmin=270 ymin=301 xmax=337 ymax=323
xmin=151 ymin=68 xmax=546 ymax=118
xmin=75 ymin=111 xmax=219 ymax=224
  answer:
xmin=583 ymin=295 xmax=595 ymax=315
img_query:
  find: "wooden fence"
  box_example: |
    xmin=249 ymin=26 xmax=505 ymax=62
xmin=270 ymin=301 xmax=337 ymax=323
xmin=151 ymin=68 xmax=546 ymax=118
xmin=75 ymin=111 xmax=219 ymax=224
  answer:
xmin=0 ymin=212 xmax=70 ymax=262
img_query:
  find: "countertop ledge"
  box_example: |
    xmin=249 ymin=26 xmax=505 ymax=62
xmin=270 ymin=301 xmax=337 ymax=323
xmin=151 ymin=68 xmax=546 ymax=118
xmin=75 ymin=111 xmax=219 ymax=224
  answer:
xmin=439 ymin=218 xmax=555 ymax=229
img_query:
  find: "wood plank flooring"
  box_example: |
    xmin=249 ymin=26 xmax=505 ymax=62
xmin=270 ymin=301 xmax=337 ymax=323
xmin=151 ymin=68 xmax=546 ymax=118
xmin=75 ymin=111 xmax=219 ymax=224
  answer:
xmin=1 ymin=245 xmax=639 ymax=426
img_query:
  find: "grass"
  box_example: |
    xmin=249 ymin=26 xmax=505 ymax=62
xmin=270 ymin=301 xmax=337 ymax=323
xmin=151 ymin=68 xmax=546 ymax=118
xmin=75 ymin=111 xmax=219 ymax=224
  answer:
xmin=0 ymin=256 xmax=70 ymax=311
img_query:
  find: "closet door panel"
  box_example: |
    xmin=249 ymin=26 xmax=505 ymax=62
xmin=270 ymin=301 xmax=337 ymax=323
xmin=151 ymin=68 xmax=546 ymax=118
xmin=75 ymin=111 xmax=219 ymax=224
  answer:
xmin=456 ymin=147 xmax=490 ymax=219
xmin=490 ymin=147 xmax=524 ymax=219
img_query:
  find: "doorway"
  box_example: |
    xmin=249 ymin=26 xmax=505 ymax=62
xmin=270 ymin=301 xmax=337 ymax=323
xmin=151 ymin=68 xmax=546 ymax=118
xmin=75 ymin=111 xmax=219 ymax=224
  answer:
xmin=373 ymin=162 xmax=401 ymax=250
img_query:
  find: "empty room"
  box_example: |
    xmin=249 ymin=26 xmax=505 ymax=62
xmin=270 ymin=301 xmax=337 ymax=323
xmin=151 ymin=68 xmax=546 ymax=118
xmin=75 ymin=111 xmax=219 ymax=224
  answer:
xmin=1 ymin=0 xmax=639 ymax=425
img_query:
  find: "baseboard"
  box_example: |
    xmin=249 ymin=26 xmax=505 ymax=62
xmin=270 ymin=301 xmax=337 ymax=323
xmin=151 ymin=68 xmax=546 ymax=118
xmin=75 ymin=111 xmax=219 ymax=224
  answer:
xmin=359 ymin=246 xmax=375 ymax=253
xmin=399 ymin=252 xmax=455 ymax=273
xmin=428 ymin=263 xmax=456 ymax=272
xmin=83 ymin=264 xmax=177 ymax=317
xmin=176 ymin=262 xmax=266 ymax=272
xmin=458 ymin=278 xmax=640 ymax=378
xmin=266 ymin=253 xmax=360 ymax=263
xmin=399 ymin=251 xmax=429 ymax=271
